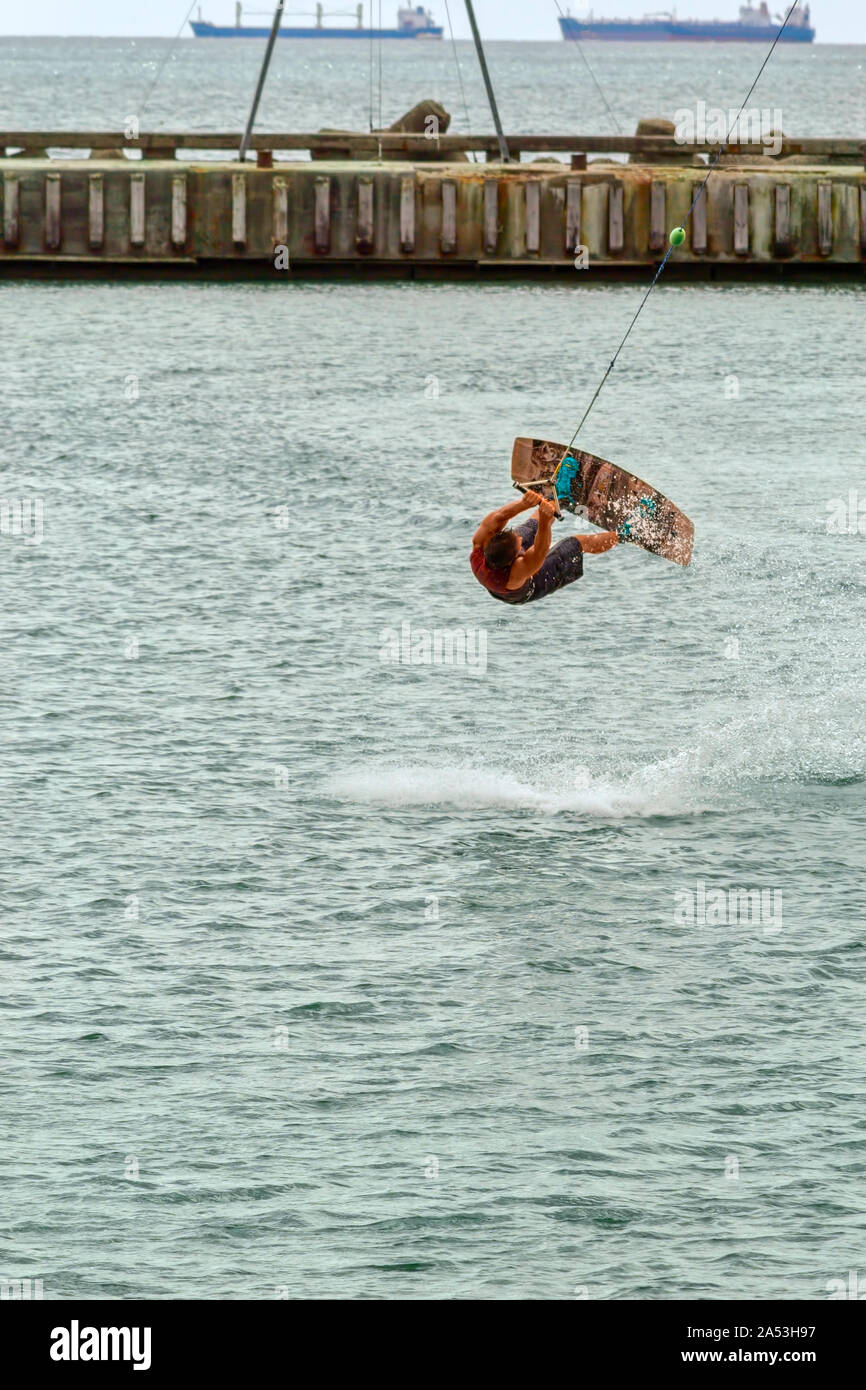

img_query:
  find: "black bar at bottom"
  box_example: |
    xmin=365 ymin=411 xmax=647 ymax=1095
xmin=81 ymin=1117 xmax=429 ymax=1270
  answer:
xmin=5 ymin=1299 xmax=863 ymax=1376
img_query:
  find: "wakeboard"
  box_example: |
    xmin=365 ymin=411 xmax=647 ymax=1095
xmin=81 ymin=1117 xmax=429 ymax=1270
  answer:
xmin=511 ymin=437 xmax=694 ymax=567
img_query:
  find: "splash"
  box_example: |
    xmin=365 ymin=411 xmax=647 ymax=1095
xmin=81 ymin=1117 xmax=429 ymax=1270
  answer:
xmin=324 ymin=691 xmax=866 ymax=820
xmin=324 ymin=759 xmax=702 ymax=820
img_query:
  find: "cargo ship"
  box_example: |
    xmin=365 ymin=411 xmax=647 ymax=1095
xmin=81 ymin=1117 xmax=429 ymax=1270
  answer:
xmin=191 ymin=3 xmax=443 ymax=38
xmin=558 ymin=3 xmax=816 ymax=42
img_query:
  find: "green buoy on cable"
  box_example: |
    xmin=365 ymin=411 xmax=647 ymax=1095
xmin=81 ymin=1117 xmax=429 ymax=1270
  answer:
xmin=669 ymin=226 xmax=686 ymax=247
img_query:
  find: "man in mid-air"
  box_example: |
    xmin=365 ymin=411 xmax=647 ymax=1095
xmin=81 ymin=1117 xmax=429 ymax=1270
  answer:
xmin=470 ymin=489 xmax=619 ymax=605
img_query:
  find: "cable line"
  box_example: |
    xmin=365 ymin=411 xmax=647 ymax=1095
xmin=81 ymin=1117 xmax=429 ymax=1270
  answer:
xmin=561 ymin=0 xmax=801 ymax=463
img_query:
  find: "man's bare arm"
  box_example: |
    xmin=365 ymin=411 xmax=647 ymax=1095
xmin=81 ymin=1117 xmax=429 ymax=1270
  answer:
xmin=505 ymin=503 xmax=556 ymax=589
xmin=472 ymin=490 xmax=544 ymax=550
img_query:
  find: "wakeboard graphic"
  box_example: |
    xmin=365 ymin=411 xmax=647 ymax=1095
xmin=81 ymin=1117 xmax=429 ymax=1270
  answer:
xmin=511 ymin=437 xmax=694 ymax=567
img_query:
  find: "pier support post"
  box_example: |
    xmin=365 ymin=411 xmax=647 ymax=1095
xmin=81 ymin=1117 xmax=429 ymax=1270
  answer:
xmin=608 ymin=183 xmax=624 ymax=254
xmin=2 ymin=176 xmax=19 ymax=246
xmin=172 ymin=175 xmax=187 ymax=248
xmin=649 ymin=180 xmax=666 ymax=251
xmin=272 ymin=177 xmax=288 ymax=248
xmin=733 ymin=183 xmax=749 ymax=256
xmin=525 ymin=180 xmax=540 ymax=254
xmin=817 ymin=182 xmax=833 ymax=257
xmin=441 ymin=179 xmax=457 ymax=254
xmin=130 ymin=174 xmax=146 ymax=247
xmin=483 ymin=179 xmax=498 ymax=254
xmin=691 ymin=183 xmax=707 ymax=254
xmin=356 ymin=177 xmax=374 ymax=254
xmin=45 ymin=173 xmax=61 ymax=251
xmin=399 ymin=176 xmax=415 ymax=254
xmin=565 ymin=179 xmax=581 ymax=254
xmin=88 ymin=173 xmax=104 ymax=250
xmin=314 ymin=177 xmax=330 ymax=253
xmin=232 ymin=174 xmax=247 ymax=245
xmin=774 ymin=184 xmax=791 ymax=257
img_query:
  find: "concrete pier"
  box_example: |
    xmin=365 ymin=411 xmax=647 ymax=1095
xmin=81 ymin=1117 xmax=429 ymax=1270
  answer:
xmin=1 ymin=132 xmax=864 ymax=277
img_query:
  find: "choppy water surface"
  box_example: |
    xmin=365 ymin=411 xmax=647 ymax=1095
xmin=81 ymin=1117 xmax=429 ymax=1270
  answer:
xmin=1 ymin=275 xmax=864 ymax=1299
xmin=0 ymin=35 xmax=864 ymax=137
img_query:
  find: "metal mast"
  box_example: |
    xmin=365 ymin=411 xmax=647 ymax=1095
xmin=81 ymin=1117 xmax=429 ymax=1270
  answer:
xmin=464 ymin=1 xmax=511 ymax=162
xmin=239 ymin=2 xmax=286 ymax=164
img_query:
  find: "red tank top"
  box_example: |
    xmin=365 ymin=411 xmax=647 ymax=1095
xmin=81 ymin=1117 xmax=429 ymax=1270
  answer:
xmin=470 ymin=546 xmax=515 ymax=596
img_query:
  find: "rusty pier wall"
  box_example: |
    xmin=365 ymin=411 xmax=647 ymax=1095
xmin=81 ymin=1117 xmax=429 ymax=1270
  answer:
xmin=1 ymin=158 xmax=865 ymax=276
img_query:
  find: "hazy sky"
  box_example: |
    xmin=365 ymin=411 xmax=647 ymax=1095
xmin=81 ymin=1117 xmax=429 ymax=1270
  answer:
xmin=1 ymin=1 xmax=863 ymax=43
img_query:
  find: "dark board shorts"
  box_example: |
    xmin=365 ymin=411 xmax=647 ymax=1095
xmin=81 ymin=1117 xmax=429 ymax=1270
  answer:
xmin=489 ymin=519 xmax=584 ymax=605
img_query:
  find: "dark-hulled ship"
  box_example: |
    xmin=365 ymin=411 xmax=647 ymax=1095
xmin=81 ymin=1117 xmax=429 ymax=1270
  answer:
xmin=558 ymin=3 xmax=815 ymax=43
